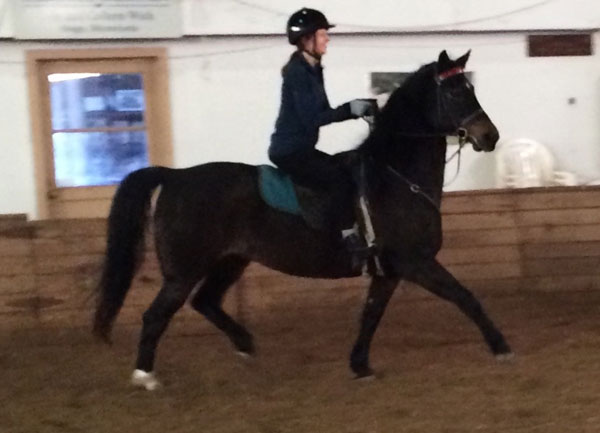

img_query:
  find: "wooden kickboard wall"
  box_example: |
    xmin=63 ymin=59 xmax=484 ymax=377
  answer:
xmin=1 ymin=186 xmax=600 ymax=333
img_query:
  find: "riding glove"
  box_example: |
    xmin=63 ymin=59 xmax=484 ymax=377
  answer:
xmin=349 ymin=99 xmax=378 ymax=118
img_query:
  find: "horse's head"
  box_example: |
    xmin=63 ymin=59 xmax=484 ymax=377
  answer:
xmin=429 ymin=50 xmax=499 ymax=152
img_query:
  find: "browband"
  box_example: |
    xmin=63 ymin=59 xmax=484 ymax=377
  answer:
xmin=437 ymin=67 xmax=464 ymax=82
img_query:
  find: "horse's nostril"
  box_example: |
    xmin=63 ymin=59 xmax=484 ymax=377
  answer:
xmin=486 ymin=130 xmax=499 ymax=144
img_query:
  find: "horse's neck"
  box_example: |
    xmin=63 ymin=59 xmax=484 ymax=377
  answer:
xmin=395 ymin=137 xmax=447 ymax=203
xmin=366 ymin=118 xmax=447 ymax=205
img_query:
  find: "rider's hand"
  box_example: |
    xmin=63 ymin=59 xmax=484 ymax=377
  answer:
xmin=349 ymin=99 xmax=378 ymax=118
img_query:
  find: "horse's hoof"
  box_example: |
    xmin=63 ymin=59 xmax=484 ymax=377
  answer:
xmin=495 ymin=352 xmax=515 ymax=363
xmin=352 ymin=366 xmax=376 ymax=381
xmin=233 ymin=333 xmax=255 ymax=356
xmin=131 ymin=369 xmax=161 ymax=391
xmin=354 ymin=372 xmax=376 ymax=382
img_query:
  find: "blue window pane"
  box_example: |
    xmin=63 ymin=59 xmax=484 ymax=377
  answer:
xmin=53 ymin=131 xmax=149 ymax=187
xmin=48 ymin=73 xmax=145 ymax=130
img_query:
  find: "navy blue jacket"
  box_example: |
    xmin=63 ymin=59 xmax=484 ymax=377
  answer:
xmin=269 ymin=52 xmax=354 ymax=158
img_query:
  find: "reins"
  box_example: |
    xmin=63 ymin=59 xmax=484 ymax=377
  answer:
xmin=384 ymin=164 xmax=441 ymax=210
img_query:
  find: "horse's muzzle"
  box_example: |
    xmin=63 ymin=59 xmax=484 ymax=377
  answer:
xmin=466 ymin=115 xmax=499 ymax=152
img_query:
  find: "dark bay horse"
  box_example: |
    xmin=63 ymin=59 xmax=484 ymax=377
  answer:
xmin=94 ymin=50 xmax=513 ymax=390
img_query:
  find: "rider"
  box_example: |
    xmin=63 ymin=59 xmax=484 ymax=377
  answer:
xmin=269 ymin=7 xmax=376 ymax=249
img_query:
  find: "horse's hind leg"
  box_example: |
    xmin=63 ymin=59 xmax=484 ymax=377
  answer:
xmin=350 ymin=275 xmax=401 ymax=378
xmin=407 ymin=259 xmax=513 ymax=359
xmin=133 ymin=278 xmax=195 ymax=390
xmin=190 ymin=255 xmax=253 ymax=355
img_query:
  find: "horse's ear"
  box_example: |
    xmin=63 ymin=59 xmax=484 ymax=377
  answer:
xmin=456 ymin=49 xmax=471 ymax=68
xmin=438 ymin=50 xmax=451 ymax=67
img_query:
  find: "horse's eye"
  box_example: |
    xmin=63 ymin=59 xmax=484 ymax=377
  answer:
xmin=450 ymin=86 xmax=464 ymax=97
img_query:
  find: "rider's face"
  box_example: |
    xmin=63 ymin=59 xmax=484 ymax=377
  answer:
xmin=303 ymin=29 xmax=330 ymax=57
xmin=313 ymin=29 xmax=330 ymax=56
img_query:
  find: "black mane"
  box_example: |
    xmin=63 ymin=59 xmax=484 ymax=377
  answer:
xmin=380 ymin=62 xmax=437 ymax=119
xmin=358 ymin=61 xmax=438 ymax=159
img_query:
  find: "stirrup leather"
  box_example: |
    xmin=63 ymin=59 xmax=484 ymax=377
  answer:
xmin=358 ymin=194 xmax=384 ymax=276
xmin=356 ymin=161 xmax=384 ymax=276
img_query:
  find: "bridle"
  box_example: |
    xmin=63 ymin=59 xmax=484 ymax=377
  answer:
xmin=363 ymin=65 xmax=485 ymax=208
xmin=372 ymin=67 xmax=483 ymax=161
xmin=435 ymin=66 xmax=484 ymax=185
xmin=435 ymin=66 xmax=484 ymax=147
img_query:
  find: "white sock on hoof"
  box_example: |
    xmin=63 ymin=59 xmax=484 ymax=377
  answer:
xmin=495 ymin=352 xmax=515 ymax=363
xmin=236 ymin=351 xmax=251 ymax=359
xmin=356 ymin=374 xmax=376 ymax=382
xmin=131 ymin=369 xmax=160 ymax=391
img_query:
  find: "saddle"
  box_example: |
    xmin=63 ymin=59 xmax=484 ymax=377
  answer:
xmin=258 ymin=165 xmax=341 ymax=230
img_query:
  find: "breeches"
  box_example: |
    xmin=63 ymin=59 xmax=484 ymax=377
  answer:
xmin=270 ymin=149 xmax=354 ymax=226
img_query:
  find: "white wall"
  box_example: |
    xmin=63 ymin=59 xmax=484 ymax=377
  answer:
xmin=0 ymin=43 xmax=36 ymax=215
xmin=0 ymin=1 xmax=598 ymax=217
xmin=180 ymin=0 xmax=600 ymax=34
xmin=2 ymin=0 xmax=599 ymax=37
xmin=0 ymin=0 xmax=13 ymax=38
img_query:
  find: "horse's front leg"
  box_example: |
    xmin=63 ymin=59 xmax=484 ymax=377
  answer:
xmin=350 ymin=275 xmax=401 ymax=378
xmin=406 ymin=259 xmax=513 ymax=359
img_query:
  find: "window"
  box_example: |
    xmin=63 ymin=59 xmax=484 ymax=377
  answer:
xmin=27 ymin=48 xmax=173 ymax=219
xmin=48 ymin=72 xmax=150 ymax=187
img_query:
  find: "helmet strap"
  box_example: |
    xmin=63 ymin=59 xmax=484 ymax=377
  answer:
xmin=300 ymin=34 xmax=321 ymax=64
xmin=302 ymin=50 xmax=321 ymax=64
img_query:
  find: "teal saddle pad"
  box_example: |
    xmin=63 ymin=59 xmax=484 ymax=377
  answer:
xmin=258 ymin=165 xmax=301 ymax=215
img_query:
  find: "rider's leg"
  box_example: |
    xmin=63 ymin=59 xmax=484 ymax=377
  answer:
xmin=272 ymin=149 xmax=377 ymax=272
xmin=271 ymin=149 xmax=355 ymax=234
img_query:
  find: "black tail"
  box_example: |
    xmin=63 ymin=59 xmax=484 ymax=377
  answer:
xmin=93 ymin=166 xmax=167 ymax=342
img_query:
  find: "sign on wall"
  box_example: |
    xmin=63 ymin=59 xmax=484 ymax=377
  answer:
xmin=14 ymin=0 xmax=182 ymax=39
xmin=528 ymin=34 xmax=593 ymax=57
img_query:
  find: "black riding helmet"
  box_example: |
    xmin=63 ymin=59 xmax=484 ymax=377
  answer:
xmin=286 ymin=8 xmax=335 ymax=45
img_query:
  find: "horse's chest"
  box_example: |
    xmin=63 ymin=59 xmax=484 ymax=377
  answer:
xmin=376 ymin=199 xmax=442 ymax=258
